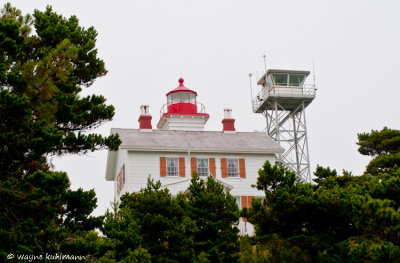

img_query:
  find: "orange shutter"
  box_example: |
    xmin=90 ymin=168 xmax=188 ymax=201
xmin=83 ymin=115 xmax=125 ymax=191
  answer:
xmin=242 ymin=195 xmax=252 ymax=222
xmin=221 ymin=158 xmax=227 ymax=178
xmin=248 ymin=196 xmax=253 ymax=208
xmin=160 ymin=157 xmax=166 ymax=177
xmin=191 ymin=158 xmax=197 ymax=177
xmin=179 ymin=157 xmax=186 ymax=177
xmin=239 ymin=158 xmax=246 ymax=178
xmin=241 ymin=196 xmax=248 ymax=209
xmin=209 ymin=158 xmax=216 ymax=178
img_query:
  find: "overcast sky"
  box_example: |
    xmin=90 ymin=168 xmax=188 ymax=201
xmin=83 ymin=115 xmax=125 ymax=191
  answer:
xmin=8 ymin=0 xmax=400 ymax=215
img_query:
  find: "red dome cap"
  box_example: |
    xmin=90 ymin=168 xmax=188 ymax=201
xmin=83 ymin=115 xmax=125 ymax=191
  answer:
xmin=166 ymin=78 xmax=198 ymax=96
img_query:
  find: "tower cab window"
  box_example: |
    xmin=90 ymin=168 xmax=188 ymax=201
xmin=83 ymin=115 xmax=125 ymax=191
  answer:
xmin=289 ymin=74 xmax=305 ymax=86
xmin=272 ymin=73 xmax=306 ymax=87
xmin=272 ymin=74 xmax=288 ymax=86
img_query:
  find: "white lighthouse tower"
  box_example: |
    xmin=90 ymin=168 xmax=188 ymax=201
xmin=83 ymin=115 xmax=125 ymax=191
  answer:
xmin=252 ymin=69 xmax=316 ymax=182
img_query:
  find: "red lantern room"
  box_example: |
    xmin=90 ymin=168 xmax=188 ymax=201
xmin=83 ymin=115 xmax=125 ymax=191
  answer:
xmin=158 ymin=78 xmax=209 ymax=131
xmin=166 ymin=78 xmax=198 ymax=114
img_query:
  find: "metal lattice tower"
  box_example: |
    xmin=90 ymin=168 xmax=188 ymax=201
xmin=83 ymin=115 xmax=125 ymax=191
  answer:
xmin=252 ymin=69 xmax=316 ymax=182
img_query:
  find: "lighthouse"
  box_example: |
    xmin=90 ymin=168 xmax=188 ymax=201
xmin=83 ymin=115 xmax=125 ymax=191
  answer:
xmin=105 ymin=77 xmax=285 ymax=235
xmin=157 ymin=78 xmax=209 ymax=131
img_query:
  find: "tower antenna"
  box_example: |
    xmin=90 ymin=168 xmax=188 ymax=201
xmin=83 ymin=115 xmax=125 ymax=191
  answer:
xmin=263 ymin=54 xmax=267 ymax=73
xmin=312 ymin=60 xmax=316 ymax=88
xmin=249 ymin=73 xmax=253 ymax=108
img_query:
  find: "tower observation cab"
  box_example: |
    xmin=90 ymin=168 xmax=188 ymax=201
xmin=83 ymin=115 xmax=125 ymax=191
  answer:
xmin=158 ymin=78 xmax=209 ymax=131
xmin=252 ymin=69 xmax=316 ymax=182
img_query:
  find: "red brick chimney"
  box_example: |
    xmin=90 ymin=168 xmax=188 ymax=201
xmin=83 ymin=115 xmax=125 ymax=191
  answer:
xmin=222 ymin=109 xmax=235 ymax=133
xmin=138 ymin=105 xmax=152 ymax=130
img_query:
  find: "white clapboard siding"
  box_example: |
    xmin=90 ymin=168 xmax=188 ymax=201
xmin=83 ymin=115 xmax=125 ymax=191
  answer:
xmin=115 ymin=151 xmax=275 ymax=198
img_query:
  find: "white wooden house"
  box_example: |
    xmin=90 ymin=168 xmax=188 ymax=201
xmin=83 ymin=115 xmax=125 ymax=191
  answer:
xmin=105 ymin=78 xmax=284 ymax=235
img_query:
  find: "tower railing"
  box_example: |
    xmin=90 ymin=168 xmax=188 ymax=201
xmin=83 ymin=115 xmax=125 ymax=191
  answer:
xmin=252 ymin=84 xmax=316 ymax=112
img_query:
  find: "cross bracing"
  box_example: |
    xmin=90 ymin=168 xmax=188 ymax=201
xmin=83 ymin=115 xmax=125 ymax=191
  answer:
xmin=263 ymin=100 xmax=312 ymax=182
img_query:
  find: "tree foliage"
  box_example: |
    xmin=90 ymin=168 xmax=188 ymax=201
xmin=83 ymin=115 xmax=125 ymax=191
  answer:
xmin=0 ymin=3 xmax=120 ymax=178
xmin=0 ymin=3 xmax=120 ymax=261
xmin=187 ymin=174 xmax=240 ymax=262
xmin=243 ymin=127 xmax=400 ymax=262
xmin=102 ymin=176 xmax=240 ymax=263
xmin=357 ymin=127 xmax=400 ymax=176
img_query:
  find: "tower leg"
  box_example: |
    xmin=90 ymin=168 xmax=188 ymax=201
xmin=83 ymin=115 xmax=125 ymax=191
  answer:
xmin=264 ymin=101 xmax=312 ymax=183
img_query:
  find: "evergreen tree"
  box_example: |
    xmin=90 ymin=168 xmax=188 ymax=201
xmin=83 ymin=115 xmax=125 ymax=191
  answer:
xmin=0 ymin=3 xmax=120 ymax=260
xmin=357 ymin=127 xmax=400 ymax=176
xmin=100 ymin=206 xmax=151 ymax=262
xmin=103 ymin=176 xmax=241 ymax=262
xmin=187 ymin=175 xmax=240 ymax=262
xmin=114 ymin=178 xmax=197 ymax=262
xmin=244 ymin=154 xmax=400 ymax=262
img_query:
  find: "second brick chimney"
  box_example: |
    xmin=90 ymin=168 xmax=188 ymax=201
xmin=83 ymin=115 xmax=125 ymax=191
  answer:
xmin=138 ymin=105 xmax=152 ymax=131
xmin=222 ymin=109 xmax=235 ymax=133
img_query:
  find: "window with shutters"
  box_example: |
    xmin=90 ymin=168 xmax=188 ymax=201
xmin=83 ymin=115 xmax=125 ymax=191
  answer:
xmin=197 ymin=158 xmax=209 ymax=176
xmin=227 ymin=158 xmax=239 ymax=177
xmin=167 ymin=157 xmax=179 ymax=176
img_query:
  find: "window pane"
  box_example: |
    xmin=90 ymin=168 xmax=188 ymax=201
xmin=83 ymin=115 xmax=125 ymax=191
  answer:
xmin=272 ymin=74 xmax=288 ymax=86
xmin=227 ymin=159 xmax=239 ymax=177
xmin=167 ymin=95 xmax=172 ymax=105
xmin=167 ymin=158 xmax=179 ymax=176
xmin=189 ymin=93 xmax=196 ymax=104
xmin=197 ymin=158 xmax=209 ymax=176
xmin=289 ymin=74 xmax=305 ymax=86
xmin=181 ymin=92 xmax=189 ymax=103
xmin=171 ymin=93 xmax=180 ymax=104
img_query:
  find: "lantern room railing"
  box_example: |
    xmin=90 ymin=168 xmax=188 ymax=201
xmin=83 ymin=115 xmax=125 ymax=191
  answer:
xmin=160 ymin=102 xmax=207 ymax=118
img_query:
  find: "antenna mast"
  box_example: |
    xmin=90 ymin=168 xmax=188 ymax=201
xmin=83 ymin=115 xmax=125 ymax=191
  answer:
xmin=312 ymin=60 xmax=316 ymax=88
xmin=249 ymin=73 xmax=253 ymax=108
xmin=263 ymin=54 xmax=267 ymax=73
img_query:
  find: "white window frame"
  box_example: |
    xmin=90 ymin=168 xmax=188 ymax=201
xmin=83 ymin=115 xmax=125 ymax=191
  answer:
xmin=167 ymin=157 xmax=179 ymax=176
xmin=227 ymin=158 xmax=240 ymax=177
xmin=197 ymin=158 xmax=209 ymax=176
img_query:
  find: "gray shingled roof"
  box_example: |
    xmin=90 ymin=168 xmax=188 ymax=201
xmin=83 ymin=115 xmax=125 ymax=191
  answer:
xmin=111 ymin=129 xmax=284 ymax=154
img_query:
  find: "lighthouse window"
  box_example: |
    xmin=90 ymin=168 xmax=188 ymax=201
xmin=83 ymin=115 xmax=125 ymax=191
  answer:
xmin=167 ymin=95 xmax=172 ymax=105
xmin=171 ymin=93 xmax=180 ymax=104
xmin=190 ymin=93 xmax=196 ymax=104
xmin=272 ymin=74 xmax=288 ymax=86
xmin=227 ymin=159 xmax=239 ymax=177
xmin=197 ymin=158 xmax=209 ymax=176
xmin=167 ymin=158 xmax=179 ymax=176
xmin=289 ymin=74 xmax=305 ymax=86
xmin=181 ymin=92 xmax=190 ymax=103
